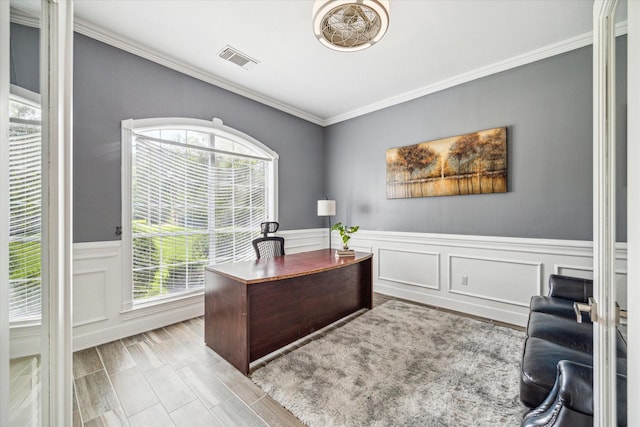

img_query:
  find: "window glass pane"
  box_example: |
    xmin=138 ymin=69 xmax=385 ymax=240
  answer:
xmin=9 ymin=98 xmax=41 ymax=121
xmin=8 ymin=99 xmax=42 ymax=322
xmin=213 ymin=137 xmax=234 ymax=152
xmin=186 ymin=130 xmax=210 ymax=149
xmin=214 ymin=136 xmax=261 ymax=157
xmin=130 ymin=124 xmax=271 ymax=303
xmin=159 ymin=129 xmax=186 ymax=143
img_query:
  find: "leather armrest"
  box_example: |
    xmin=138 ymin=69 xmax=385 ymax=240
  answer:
xmin=556 ymin=360 xmax=627 ymax=421
xmin=555 ymin=360 xmax=594 ymax=415
xmin=522 ymin=360 xmax=627 ymax=427
xmin=548 ymin=274 xmax=592 ymax=302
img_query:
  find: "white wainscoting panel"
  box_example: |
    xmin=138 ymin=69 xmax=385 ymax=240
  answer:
xmin=348 ymin=231 xmax=627 ymax=327
xmin=7 ymin=230 xmax=628 ymax=357
xmin=71 ymin=240 xmax=207 ymax=352
xmin=280 ymin=228 xmax=326 ymax=254
xmin=448 ymin=254 xmax=541 ymax=307
xmin=73 ymin=268 xmax=108 ymax=327
xmin=378 ymin=248 xmax=440 ymax=290
xmin=349 ymin=245 xmax=373 ymax=253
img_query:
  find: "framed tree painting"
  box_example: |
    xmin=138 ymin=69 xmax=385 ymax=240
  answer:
xmin=386 ymin=127 xmax=507 ymax=199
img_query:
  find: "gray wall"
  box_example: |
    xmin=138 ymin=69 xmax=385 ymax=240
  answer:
xmin=10 ymin=23 xmax=39 ymax=93
xmin=73 ymin=33 xmax=325 ymax=242
xmin=12 ymin=23 xmax=627 ymax=243
xmin=325 ymin=37 xmax=627 ymax=242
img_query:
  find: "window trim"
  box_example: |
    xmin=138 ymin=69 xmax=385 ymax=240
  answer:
xmin=121 ymin=117 xmax=279 ymax=311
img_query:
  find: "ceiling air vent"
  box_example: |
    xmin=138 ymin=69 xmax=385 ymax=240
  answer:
xmin=218 ymin=45 xmax=259 ymax=70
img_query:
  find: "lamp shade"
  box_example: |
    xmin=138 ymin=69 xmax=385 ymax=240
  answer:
xmin=317 ymin=200 xmax=336 ymax=216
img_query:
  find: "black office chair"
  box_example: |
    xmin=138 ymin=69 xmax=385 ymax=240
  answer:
xmin=252 ymin=221 xmax=285 ymax=259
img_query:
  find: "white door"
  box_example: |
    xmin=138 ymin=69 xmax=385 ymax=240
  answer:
xmin=625 ymin=1 xmax=639 ymax=425
xmin=1 ymin=1 xmax=74 ymax=425
xmin=592 ymin=0 xmax=625 ymax=425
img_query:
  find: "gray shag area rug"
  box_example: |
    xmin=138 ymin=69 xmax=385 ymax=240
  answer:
xmin=251 ymin=300 xmax=526 ymax=426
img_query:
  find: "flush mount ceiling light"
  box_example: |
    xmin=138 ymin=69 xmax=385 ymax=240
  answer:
xmin=312 ymin=0 xmax=390 ymax=52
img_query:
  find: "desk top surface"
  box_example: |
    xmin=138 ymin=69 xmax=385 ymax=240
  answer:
xmin=205 ymin=249 xmax=372 ymax=284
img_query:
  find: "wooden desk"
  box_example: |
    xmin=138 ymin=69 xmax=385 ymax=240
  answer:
xmin=204 ymin=249 xmax=373 ymax=374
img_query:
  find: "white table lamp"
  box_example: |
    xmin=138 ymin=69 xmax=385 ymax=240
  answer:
xmin=317 ymin=199 xmax=336 ymax=249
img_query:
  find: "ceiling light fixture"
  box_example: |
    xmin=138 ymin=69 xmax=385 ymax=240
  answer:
xmin=312 ymin=0 xmax=390 ymax=52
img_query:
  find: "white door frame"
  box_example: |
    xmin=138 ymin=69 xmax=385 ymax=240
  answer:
xmin=41 ymin=0 xmax=74 ymax=425
xmin=0 ymin=2 xmax=11 ymax=424
xmin=626 ymin=1 xmax=639 ymax=425
xmin=1 ymin=1 xmax=74 ymax=425
xmin=592 ymin=0 xmax=620 ymax=425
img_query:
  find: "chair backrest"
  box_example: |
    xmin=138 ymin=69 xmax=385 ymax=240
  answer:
xmin=260 ymin=221 xmax=279 ymax=237
xmin=252 ymin=236 xmax=285 ymax=259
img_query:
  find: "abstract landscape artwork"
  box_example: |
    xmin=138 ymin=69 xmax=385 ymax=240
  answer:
xmin=386 ymin=127 xmax=507 ymax=199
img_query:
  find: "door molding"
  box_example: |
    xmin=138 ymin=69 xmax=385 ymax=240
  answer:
xmin=626 ymin=2 xmax=639 ymax=425
xmin=592 ymin=1 xmax=619 ymax=425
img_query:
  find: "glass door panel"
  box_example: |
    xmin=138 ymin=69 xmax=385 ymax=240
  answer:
xmin=4 ymin=2 xmax=44 ymax=426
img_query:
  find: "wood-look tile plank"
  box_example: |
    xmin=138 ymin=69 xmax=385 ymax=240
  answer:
xmin=97 ymin=341 xmax=136 ymax=376
xmin=185 ymin=342 xmax=225 ymax=368
xmin=177 ymin=363 xmax=233 ymax=409
xmin=250 ymin=396 xmax=305 ymax=427
xmin=210 ymin=396 xmax=267 ymax=427
xmin=128 ymin=403 xmax=175 ymax=427
xmin=9 ymin=365 xmax=40 ymax=410
xmin=73 ymin=348 xmax=104 ymax=379
xmin=164 ymin=323 xmax=200 ymax=344
xmin=83 ymin=407 xmax=130 ymax=427
xmin=182 ymin=317 xmax=204 ymax=336
xmin=110 ymin=367 xmax=158 ymax=417
xmin=73 ymin=410 xmax=82 ymax=427
xmin=145 ymin=364 xmax=196 ymax=413
xmin=74 ymin=370 xmax=120 ymax=422
xmin=10 ymin=355 xmax=39 ymax=379
xmin=213 ymin=362 xmax=266 ymax=405
xmin=121 ymin=333 xmax=147 ymax=347
xmin=149 ymin=338 xmax=200 ymax=371
xmin=144 ymin=328 xmax=173 ymax=344
xmin=169 ymin=400 xmax=224 ymax=427
xmin=127 ymin=341 xmax=164 ymax=373
xmin=73 ymin=382 xmax=78 ymax=412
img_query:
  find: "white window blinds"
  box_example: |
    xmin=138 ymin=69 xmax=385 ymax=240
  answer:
xmin=8 ymin=97 xmax=42 ymax=322
xmin=131 ymin=129 xmax=270 ymax=302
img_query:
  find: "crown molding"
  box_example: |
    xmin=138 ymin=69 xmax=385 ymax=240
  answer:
xmin=71 ymin=18 xmax=627 ymax=128
xmin=72 ymin=17 xmax=325 ymax=126
xmin=10 ymin=6 xmax=40 ymax=28
xmin=324 ymin=20 xmax=628 ymax=126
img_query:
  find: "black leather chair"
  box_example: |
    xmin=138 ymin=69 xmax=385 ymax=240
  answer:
xmin=522 ymin=361 xmax=627 ymax=427
xmin=520 ymin=274 xmax=628 ymax=426
xmin=252 ymin=221 xmax=285 ymax=259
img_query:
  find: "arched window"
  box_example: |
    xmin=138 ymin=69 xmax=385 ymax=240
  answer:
xmin=121 ymin=118 xmax=278 ymax=307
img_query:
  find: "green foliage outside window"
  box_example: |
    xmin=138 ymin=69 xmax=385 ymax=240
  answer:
xmin=132 ymin=220 xmax=209 ymax=300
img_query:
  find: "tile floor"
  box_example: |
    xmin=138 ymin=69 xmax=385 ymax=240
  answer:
xmin=72 ymin=316 xmax=301 ymax=426
xmin=10 ymin=293 xmax=523 ymax=426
